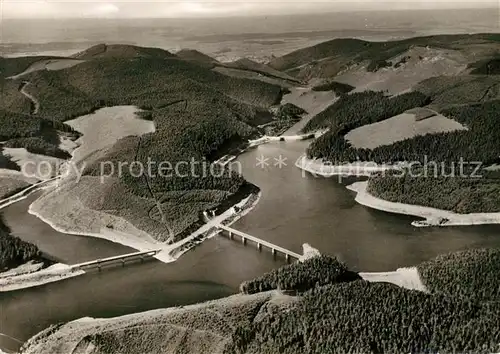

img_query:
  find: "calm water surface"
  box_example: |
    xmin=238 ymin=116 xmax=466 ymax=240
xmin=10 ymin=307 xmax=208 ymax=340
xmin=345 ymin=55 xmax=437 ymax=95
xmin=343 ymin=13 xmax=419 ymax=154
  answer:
xmin=233 ymin=142 xmax=500 ymax=271
xmin=1 ymin=141 xmax=500 ymax=351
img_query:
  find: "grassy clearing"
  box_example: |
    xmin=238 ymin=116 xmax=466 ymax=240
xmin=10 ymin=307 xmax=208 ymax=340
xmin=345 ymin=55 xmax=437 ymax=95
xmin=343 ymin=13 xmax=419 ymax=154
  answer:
xmin=415 ymin=75 xmax=500 ymax=109
xmin=308 ymin=98 xmax=500 ymax=168
xmin=345 ymin=112 xmax=466 ymax=150
xmin=269 ymin=34 xmax=500 ymax=79
xmin=71 ymin=44 xmax=176 ymax=60
xmin=0 ymin=177 xmax=30 ymax=199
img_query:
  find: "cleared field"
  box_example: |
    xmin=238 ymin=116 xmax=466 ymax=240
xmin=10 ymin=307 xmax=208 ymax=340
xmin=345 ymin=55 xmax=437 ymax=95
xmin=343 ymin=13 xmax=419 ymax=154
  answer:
xmin=345 ymin=112 xmax=467 ymax=149
xmin=8 ymin=59 xmax=85 ymax=79
xmin=213 ymin=66 xmax=294 ymax=88
xmin=415 ymin=75 xmax=500 ymax=109
xmin=359 ymin=267 xmax=426 ymax=292
xmin=0 ymin=169 xmax=38 ymax=183
xmin=66 ymin=106 xmax=155 ymax=163
xmin=223 ymin=58 xmax=299 ymax=83
xmin=0 ymin=177 xmax=30 ymax=199
xmin=334 ymin=47 xmax=468 ymax=94
xmin=280 ymin=87 xmax=336 ymax=135
xmin=29 ymin=176 xmax=163 ymax=248
xmin=2 ymin=147 xmax=65 ymax=180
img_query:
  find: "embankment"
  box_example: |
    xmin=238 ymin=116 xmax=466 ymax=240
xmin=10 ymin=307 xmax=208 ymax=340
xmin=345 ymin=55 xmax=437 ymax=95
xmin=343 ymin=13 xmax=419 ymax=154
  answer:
xmin=0 ymin=263 xmax=84 ymax=292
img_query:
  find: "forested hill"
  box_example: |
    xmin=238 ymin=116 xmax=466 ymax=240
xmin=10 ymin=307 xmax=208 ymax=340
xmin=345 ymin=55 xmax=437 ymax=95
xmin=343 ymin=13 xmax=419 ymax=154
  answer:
xmin=71 ymin=43 xmax=176 ymax=60
xmin=0 ymin=56 xmax=62 ymax=78
xmin=0 ymin=216 xmax=46 ymax=271
xmin=23 ymin=250 xmax=500 ymax=354
xmin=269 ymin=33 xmax=500 ymax=79
xmin=21 ymin=56 xmax=284 ymax=121
xmin=175 ymin=49 xmax=220 ymax=66
xmin=0 ymin=44 xmax=292 ymax=244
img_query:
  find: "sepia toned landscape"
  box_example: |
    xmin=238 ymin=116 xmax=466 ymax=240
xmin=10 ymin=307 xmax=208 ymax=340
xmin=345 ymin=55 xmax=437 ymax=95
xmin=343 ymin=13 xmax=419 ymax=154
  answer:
xmin=1 ymin=2 xmax=500 ymax=353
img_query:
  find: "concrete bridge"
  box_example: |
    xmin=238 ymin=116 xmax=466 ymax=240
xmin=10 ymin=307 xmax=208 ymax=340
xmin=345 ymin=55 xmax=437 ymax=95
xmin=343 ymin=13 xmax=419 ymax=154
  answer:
xmin=217 ymin=225 xmax=301 ymax=262
xmin=71 ymin=249 xmax=161 ymax=271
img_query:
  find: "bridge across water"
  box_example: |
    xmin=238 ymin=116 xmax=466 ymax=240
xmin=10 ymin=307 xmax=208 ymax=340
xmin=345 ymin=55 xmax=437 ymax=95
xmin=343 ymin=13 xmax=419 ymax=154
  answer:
xmin=67 ymin=224 xmax=301 ymax=273
xmin=71 ymin=249 xmax=161 ymax=271
xmin=217 ymin=225 xmax=302 ymax=262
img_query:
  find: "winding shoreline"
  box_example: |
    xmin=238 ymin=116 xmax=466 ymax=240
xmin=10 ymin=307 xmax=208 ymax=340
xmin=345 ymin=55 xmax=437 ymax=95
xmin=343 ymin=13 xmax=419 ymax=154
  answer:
xmin=295 ymin=155 xmax=396 ymax=177
xmin=347 ymin=181 xmax=500 ymax=227
xmin=0 ymin=189 xmax=261 ymax=293
xmin=27 ymin=188 xmax=261 ymax=264
xmin=0 ymin=263 xmax=84 ymax=293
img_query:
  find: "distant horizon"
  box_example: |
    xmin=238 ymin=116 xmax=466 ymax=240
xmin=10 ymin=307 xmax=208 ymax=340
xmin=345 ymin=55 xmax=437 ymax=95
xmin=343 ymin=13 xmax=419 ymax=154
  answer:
xmin=1 ymin=1 xmax=498 ymax=20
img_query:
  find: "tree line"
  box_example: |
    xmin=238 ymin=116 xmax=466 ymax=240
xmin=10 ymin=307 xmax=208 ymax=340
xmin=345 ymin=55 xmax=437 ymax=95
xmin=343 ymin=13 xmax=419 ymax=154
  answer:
xmin=307 ymin=100 xmax=500 ymax=167
xmin=226 ymin=249 xmax=500 ymax=354
xmin=0 ymin=216 xmax=44 ymax=271
xmin=240 ymin=256 xmax=360 ymax=294
xmin=303 ymin=90 xmax=430 ymax=134
xmin=367 ymin=169 xmax=500 ymax=214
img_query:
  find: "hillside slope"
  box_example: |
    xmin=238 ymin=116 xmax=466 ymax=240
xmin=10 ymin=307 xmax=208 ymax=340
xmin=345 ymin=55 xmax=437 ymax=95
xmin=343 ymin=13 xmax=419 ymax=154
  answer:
xmin=269 ymin=34 xmax=500 ymax=80
xmin=2 ymin=46 xmax=285 ymax=244
xmin=71 ymin=44 xmax=176 ymax=60
xmin=175 ymin=49 xmax=219 ymax=67
xmin=21 ymin=250 xmax=500 ymax=354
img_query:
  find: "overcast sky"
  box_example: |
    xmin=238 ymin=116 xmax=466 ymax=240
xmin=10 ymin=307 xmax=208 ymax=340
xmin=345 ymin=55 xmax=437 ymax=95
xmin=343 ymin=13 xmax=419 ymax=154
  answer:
xmin=2 ymin=1 xmax=498 ymax=19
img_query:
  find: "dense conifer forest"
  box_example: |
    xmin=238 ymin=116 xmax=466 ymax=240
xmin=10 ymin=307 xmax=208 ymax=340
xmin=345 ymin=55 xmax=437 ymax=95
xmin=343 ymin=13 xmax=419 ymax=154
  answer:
xmin=306 ymin=99 xmax=500 ymax=167
xmin=4 ymin=137 xmax=71 ymax=159
xmin=367 ymin=169 xmax=500 ymax=213
xmin=240 ymin=256 xmax=360 ymax=294
xmin=418 ymin=248 xmax=500 ymax=303
xmin=311 ymin=81 xmax=354 ymax=94
xmin=226 ymin=250 xmax=500 ymax=354
xmin=0 ymin=153 xmax=20 ymax=171
xmin=0 ymin=216 xmax=44 ymax=271
xmin=469 ymin=58 xmax=500 ymax=75
xmin=303 ymin=90 xmax=430 ymax=133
